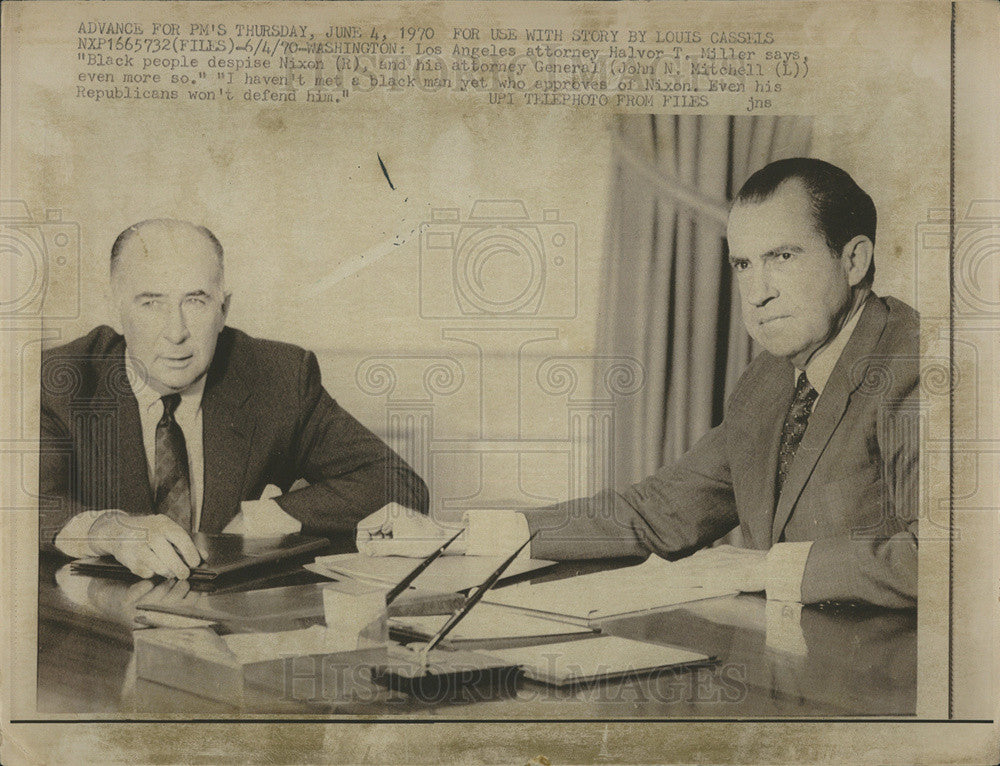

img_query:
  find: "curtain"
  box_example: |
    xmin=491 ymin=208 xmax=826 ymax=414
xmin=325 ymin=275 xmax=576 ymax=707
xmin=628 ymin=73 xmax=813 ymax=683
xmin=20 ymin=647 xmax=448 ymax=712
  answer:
xmin=600 ymin=115 xmax=813 ymax=487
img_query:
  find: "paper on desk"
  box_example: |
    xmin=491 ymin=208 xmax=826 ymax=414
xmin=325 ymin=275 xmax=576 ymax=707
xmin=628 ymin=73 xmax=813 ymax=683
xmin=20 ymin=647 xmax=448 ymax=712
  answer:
xmin=306 ymin=553 xmax=554 ymax=593
xmin=388 ymin=602 xmax=594 ymax=643
xmin=490 ymin=636 xmax=711 ymax=686
xmin=221 ymin=625 xmax=361 ymax=664
xmin=483 ymin=554 xmax=740 ymax=622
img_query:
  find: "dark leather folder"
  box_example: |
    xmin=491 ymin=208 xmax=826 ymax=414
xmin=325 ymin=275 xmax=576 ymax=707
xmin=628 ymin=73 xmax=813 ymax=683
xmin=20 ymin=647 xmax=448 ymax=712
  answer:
xmin=70 ymin=533 xmax=329 ymax=590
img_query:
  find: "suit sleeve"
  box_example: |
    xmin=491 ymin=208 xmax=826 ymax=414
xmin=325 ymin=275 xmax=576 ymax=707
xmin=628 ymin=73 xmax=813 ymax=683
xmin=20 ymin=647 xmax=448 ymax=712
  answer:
xmin=800 ymin=382 xmax=919 ymax=607
xmin=273 ymin=351 xmax=429 ymax=537
xmin=525 ymin=421 xmax=740 ymax=561
xmin=38 ymin=397 xmax=89 ymax=551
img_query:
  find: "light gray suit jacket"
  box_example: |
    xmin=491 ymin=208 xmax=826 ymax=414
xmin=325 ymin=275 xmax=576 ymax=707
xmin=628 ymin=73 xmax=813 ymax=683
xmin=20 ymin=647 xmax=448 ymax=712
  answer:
xmin=524 ymin=294 xmax=920 ymax=607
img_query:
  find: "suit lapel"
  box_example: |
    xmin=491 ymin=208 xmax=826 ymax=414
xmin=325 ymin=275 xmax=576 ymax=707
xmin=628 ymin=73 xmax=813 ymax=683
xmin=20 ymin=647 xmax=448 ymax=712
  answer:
xmin=117 ymin=390 xmax=154 ymax=514
xmin=200 ymin=330 xmax=256 ymax=532
xmin=732 ymin=357 xmax=794 ymax=548
xmin=771 ymin=296 xmax=889 ymax=543
xmin=94 ymin=347 xmax=153 ymax=514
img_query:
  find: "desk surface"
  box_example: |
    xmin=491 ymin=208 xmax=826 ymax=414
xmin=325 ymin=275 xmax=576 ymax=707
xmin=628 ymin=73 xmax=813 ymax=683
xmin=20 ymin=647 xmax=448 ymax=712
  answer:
xmin=36 ymin=550 xmax=916 ymax=718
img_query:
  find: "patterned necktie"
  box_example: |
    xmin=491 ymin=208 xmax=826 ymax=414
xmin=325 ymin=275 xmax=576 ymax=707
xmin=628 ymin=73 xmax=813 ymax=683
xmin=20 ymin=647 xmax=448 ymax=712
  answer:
xmin=153 ymin=393 xmax=192 ymax=530
xmin=776 ymin=372 xmax=818 ymax=498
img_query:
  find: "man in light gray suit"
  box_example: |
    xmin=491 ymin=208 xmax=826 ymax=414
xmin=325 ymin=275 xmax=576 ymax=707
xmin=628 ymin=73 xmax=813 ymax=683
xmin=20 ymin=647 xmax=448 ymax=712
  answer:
xmin=357 ymin=158 xmax=920 ymax=608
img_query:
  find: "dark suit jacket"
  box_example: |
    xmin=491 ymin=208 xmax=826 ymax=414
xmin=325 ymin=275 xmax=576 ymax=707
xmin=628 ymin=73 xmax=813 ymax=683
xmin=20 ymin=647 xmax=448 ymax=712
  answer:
xmin=39 ymin=325 xmax=429 ymax=548
xmin=524 ymin=294 xmax=920 ymax=607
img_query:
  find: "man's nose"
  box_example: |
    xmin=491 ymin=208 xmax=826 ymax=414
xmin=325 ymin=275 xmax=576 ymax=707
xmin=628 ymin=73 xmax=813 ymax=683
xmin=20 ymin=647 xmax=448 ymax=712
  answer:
xmin=162 ymin=304 xmax=190 ymax=344
xmin=742 ymin=266 xmax=778 ymax=307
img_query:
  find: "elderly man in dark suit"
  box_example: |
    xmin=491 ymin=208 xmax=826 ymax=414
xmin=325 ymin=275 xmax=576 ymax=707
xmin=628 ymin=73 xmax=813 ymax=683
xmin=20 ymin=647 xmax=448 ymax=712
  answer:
xmin=358 ymin=158 xmax=919 ymax=608
xmin=40 ymin=218 xmax=428 ymax=579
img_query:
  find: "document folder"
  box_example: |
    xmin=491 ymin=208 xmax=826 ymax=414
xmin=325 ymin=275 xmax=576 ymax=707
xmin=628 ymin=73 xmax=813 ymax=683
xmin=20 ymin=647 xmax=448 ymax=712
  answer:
xmin=70 ymin=532 xmax=328 ymax=590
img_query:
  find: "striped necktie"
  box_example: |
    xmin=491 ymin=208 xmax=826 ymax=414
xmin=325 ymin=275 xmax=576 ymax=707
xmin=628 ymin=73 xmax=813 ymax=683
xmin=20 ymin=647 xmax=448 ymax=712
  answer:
xmin=153 ymin=393 xmax=192 ymax=530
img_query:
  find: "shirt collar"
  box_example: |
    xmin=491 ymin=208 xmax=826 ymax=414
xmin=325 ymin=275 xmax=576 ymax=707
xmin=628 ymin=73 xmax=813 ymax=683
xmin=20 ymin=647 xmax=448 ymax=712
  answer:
xmin=124 ymin=351 xmax=206 ymax=416
xmin=796 ymin=297 xmax=867 ymax=396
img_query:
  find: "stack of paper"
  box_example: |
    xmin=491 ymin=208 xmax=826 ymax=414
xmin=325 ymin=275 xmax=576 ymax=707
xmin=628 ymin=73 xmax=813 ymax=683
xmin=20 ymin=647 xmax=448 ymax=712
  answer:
xmin=483 ymin=554 xmax=740 ymax=624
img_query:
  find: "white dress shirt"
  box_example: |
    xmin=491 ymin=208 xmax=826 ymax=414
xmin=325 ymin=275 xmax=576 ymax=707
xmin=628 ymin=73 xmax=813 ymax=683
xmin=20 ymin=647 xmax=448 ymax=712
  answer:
xmin=463 ymin=299 xmax=869 ymax=603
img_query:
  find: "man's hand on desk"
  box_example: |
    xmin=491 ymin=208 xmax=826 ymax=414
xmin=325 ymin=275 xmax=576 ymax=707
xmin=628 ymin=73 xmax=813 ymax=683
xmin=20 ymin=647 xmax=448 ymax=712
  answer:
xmin=87 ymin=511 xmax=201 ymax=580
xmin=355 ymin=502 xmax=466 ymax=557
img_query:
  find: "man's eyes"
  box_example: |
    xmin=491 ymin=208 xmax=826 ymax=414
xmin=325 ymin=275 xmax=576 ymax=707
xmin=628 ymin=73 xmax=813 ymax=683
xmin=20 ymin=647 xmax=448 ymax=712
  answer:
xmin=731 ymin=252 xmax=794 ymax=271
xmin=138 ymin=296 xmax=209 ymax=307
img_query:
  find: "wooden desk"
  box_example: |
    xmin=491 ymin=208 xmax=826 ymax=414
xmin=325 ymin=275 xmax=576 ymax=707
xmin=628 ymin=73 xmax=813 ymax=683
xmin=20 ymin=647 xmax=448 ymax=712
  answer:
xmin=36 ymin=550 xmax=916 ymax=717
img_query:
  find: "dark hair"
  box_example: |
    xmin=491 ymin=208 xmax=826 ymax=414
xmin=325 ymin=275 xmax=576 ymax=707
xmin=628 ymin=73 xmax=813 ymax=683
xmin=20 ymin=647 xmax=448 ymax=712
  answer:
xmin=110 ymin=219 xmax=224 ymax=274
xmin=735 ymin=158 xmax=876 ymax=284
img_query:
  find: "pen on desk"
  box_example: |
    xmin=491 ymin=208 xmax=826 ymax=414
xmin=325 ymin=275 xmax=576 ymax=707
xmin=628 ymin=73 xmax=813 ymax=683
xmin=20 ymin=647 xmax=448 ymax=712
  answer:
xmin=383 ymin=528 xmax=464 ymax=606
xmin=420 ymin=531 xmax=537 ymax=657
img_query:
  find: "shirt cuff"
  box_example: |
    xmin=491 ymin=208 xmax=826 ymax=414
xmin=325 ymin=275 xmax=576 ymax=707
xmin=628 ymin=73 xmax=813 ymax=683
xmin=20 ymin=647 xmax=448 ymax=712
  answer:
xmin=765 ymin=541 xmax=813 ymax=602
xmin=54 ymin=510 xmax=107 ymax=558
xmin=765 ymin=600 xmax=808 ymax=656
xmin=240 ymin=498 xmax=303 ymax=537
xmin=462 ymin=510 xmax=530 ymax=557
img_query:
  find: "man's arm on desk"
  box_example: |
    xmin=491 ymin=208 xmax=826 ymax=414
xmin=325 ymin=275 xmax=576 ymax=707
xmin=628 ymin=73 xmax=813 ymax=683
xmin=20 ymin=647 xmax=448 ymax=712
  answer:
xmin=357 ymin=503 xmax=813 ymax=602
xmin=354 ymin=424 xmax=805 ymax=600
xmin=354 ymin=424 xmax=810 ymax=600
xmin=353 ymin=399 xmax=918 ymax=607
xmin=268 ymin=350 xmax=430 ymax=537
xmin=356 ymin=423 xmax=739 ymax=559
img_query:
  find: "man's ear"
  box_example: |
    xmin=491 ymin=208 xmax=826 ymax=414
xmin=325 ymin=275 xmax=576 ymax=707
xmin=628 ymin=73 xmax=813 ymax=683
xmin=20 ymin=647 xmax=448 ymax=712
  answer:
xmin=220 ymin=292 xmax=231 ymax=321
xmin=841 ymin=235 xmax=874 ymax=288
